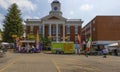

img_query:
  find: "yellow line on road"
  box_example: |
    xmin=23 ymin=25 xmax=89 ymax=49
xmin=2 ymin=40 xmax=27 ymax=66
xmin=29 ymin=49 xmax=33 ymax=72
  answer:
xmin=65 ymin=58 xmax=76 ymax=61
xmin=0 ymin=57 xmax=19 ymax=72
xmin=50 ymin=59 xmax=61 ymax=72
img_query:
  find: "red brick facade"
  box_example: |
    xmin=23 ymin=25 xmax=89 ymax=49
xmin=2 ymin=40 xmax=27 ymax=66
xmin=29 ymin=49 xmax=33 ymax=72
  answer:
xmin=26 ymin=25 xmax=81 ymax=43
xmin=82 ymin=16 xmax=120 ymax=42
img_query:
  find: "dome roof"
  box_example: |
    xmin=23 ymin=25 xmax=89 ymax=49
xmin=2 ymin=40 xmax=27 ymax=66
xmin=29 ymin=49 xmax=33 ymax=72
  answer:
xmin=52 ymin=0 xmax=60 ymax=3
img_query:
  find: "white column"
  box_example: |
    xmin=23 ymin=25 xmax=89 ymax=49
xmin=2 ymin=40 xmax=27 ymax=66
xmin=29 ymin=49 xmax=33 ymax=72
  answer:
xmin=49 ymin=24 xmax=51 ymax=36
xmin=43 ymin=24 xmax=44 ymax=37
xmin=63 ymin=24 xmax=65 ymax=42
xmin=56 ymin=24 xmax=58 ymax=42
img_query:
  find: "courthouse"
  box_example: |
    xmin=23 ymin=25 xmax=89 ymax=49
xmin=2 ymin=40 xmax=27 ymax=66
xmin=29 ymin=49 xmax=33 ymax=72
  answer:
xmin=25 ymin=0 xmax=83 ymax=43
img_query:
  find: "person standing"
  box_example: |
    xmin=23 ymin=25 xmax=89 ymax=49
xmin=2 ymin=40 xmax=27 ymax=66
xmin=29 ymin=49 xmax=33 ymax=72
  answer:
xmin=26 ymin=43 xmax=30 ymax=53
xmin=31 ymin=45 xmax=35 ymax=53
xmin=114 ymin=49 xmax=118 ymax=56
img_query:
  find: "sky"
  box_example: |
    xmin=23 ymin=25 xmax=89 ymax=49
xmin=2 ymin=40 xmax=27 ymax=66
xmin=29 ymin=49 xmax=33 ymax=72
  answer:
xmin=0 ymin=0 xmax=120 ymax=30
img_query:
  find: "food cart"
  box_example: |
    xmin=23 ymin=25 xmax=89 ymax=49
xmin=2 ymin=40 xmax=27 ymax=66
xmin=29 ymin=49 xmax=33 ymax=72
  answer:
xmin=15 ymin=40 xmax=41 ymax=53
xmin=51 ymin=42 xmax=74 ymax=54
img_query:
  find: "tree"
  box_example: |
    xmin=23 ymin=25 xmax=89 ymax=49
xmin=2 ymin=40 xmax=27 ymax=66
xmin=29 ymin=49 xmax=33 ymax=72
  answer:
xmin=41 ymin=37 xmax=51 ymax=50
xmin=0 ymin=29 xmax=2 ymax=33
xmin=2 ymin=3 xmax=24 ymax=42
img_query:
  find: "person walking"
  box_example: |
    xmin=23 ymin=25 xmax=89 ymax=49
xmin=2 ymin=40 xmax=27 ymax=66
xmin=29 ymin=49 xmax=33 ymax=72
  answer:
xmin=102 ymin=48 xmax=109 ymax=58
xmin=31 ymin=45 xmax=35 ymax=53
xmin=85 ymin=47 xmax=90 ymax=57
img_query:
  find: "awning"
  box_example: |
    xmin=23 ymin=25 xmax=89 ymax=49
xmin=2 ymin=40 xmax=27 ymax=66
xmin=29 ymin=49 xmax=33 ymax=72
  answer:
xmin=20 ymin=40 xmax=35 ymax=43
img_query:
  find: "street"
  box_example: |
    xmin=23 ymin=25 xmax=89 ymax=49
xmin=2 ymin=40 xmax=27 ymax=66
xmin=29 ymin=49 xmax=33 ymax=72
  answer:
xmin=0 ymin=51 xmax=120 ymax=72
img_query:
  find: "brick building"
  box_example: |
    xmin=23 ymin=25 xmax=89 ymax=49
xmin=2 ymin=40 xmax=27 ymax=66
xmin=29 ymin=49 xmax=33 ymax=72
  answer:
xmin=82 ymin=16 xmax=120 ymax=49
xmin=25 ymin=0 xmax=83 ymax=43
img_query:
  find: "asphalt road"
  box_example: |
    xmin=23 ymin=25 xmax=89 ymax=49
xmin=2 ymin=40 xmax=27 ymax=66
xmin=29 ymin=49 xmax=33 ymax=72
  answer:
xmin=0 ymin=52 xmax=57 ymax=72
xmin=0 ymin=51 xmax=120 ymax=72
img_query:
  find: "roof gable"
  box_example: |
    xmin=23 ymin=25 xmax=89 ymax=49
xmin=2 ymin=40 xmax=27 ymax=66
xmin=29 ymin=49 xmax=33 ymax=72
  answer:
xmin=41 ymin=15 xmax=66 ymax=21
xmin=48 ymin=16 xmax=59 ymax=20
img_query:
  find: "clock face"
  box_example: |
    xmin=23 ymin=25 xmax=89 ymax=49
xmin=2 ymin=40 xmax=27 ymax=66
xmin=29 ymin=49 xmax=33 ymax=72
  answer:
xmin=54 ymin=7 xmax=58 ymax=10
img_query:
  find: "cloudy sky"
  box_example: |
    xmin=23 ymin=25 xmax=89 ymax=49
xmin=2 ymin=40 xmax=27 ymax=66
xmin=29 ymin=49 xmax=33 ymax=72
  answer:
xmin=0 ymin=0 xmax=120 ymax=29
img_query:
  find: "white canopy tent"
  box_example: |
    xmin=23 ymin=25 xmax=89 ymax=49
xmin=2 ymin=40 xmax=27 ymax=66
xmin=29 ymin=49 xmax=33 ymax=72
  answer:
xmin=1 ymin=42 xmax=9 ymax=45
xmin=108 ymin=43 xmax=119 ymax=47
xmin=107 ymin=42 xmax=120 ymax=56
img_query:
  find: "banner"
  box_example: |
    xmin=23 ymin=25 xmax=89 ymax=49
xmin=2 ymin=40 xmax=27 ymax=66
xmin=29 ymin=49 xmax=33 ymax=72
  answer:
xmin=86 ymin=37 xmax=92 ymax=48
xmin=77 ymin=34 xmax=82 ymax=53
xmin=78 ymin=34 xmax=81 ymax=44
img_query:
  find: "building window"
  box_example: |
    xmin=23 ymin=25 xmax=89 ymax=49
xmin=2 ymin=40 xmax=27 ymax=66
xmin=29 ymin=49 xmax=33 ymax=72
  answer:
xmin=66 ymin=26 xmax=70 ymax=34
xmin=39 ymin=26 xmax=43 ymax=34
xmin=75 ymin=36 xmax=78 ymax=43
xmin=58 ymin=36 xmax=60 ymax=41
xmin=30 ymin=26 xmax=33 ymax=34
xmin=48 ymin=25 xmax=50 ymax=35
xmin=67 ymin=36 xmax=70 ymax=41
xmin=30 ymin=31 xmax=33 ymax=34
xmin=52 ymin=25 xmax=56 ymax=34
xmin=93 ymin=20 xmax=95 ymax=24
xmin=93 ymin=27 xmax=95 ymax=31
xmin=52 ymin=36 xmax=56 ymax=41
xmin=75 ymin=26 xmax=78 ymax=34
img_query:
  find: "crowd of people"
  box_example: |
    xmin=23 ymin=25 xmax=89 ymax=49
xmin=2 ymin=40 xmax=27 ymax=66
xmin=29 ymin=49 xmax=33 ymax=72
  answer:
xmin=84 ymin=46 xmax=119 ymax=58
xmin=17 ymin=43 xmax=40 ymax=53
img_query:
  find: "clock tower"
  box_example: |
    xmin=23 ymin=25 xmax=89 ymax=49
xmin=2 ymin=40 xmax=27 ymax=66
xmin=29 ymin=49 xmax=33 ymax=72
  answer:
xmin=49 ymin=0 xmax=62 ymax=16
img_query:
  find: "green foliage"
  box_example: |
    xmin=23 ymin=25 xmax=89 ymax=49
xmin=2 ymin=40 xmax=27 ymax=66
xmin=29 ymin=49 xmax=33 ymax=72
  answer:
xmin=0 ymin=29 xmax=3 ymax=33
xmin=43 ymin=37 xmax=51 ymax=50
xmin=43 ymin=37 xmax=51 ymax=46
xmin=2 ymin=3 xmax=24 ymax=42
xmin=40 ymin=36 xmax=51 ymax=50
